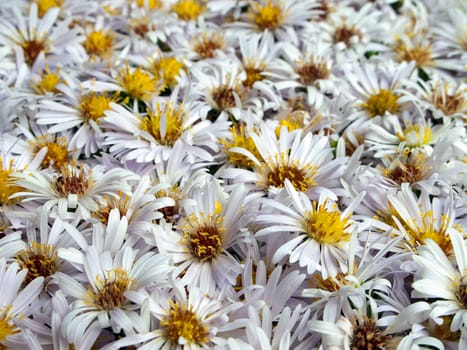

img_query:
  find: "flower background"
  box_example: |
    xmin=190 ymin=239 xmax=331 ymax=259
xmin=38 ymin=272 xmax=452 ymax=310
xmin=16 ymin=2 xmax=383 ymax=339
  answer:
xmin=0 ymin=0 xmax=466 ymax=349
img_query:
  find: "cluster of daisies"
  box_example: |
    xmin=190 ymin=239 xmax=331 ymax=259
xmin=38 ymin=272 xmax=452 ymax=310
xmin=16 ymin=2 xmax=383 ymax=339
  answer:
xmin=0 ymin=0 xmax=466 ymax=349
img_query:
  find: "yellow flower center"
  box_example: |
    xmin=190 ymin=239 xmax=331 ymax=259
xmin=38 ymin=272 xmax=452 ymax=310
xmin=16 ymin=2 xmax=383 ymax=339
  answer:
xmin=139 ymin=102 xmax=185 ymax=146
xmin=180 ymin=213 xmax=224 ymax=262
xmin=151 ymin=57 xmax=184 ymax=89
xmin=52 ymin=162 xmax=93 ymax=198
xmin=36 ymin=0 xmax=61 ymax=17
xmin=0 ymin=159 xmax=23 ymax=207
xmin=384 ymin=153 xmax=430 ymax=185
xmin=172 ymin=0 xmax=205 ymax=21
xmin=0 ymin=308 xmax=20 ymax=343
xmin=275 ymin=114 xmax=303 ymax=136
xmin=351 ymin=317 xmax=392 ymax=350
xmin=333 ymin=24 xmax=362 ymax=46
xmin=161 ymin=303 xmax=209 ymax=345
xmin=92 ymin=193 xmax=130 ymax=225
xmin=117 ymin=65 xmax=160 ymax=100
xmin=259 ymin=153 xmax=317 ymax=192
xmin=221 ymin=124 xmax=262 ymax=168
xmin=432 ymin=85 xmax=466 ymax=116
xmin=80 ymin=93 xmax=114 ymax=123
xmin=30 ymin=135 xmax=70 ymax=169
xmin=361 ymin=89 xmax=399 ymax=117
xmin=426 ymin=316 xmax=460 ymax=342
xmin=243 ymin=65 xmax=264 ymax=88
xmin=15 ymin=242 xmax=58 ymax=285
xmin=193 ymin=33 xmax=225 ymax=59
xmin=302 ymin=200 xmax=351 ymax=244
xmin=135 ymin=0 xmax=161 ymax=9
xmin=211 ymin=85 xmax=241 ymax=111
xmin=399 ymin=124 xmax=433 ymax=147
xmin=249 ymin=1 xmax=283 ymax=31
xmin=89 ymin=268 xmax=133 ymax=311
xmin=394 ymin=40 xmax=432 ymax=67
xmin=84 ymin=30 xmax=115 ymax=59
xmin=295 ymin=59 xmax=330 ymax=85
xmin=21 ymin=39 xmax=46 ymax=66
xmin=32 ymin=66 xmax=62 ymax=94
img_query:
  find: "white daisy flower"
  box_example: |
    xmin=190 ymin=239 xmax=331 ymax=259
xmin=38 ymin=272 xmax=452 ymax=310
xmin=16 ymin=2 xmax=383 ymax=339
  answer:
xmin=103 ymin=87 xmax=229 ymax=164
xmin=155 ymin=178 xmax=251 ymax=295
xmin=13 ymin=160 xmax=136 ymax=220
xmin=412 ymin=229 xmax=467 ymax=334
xmin=256 ymin=179 xmax=364 ymax=279
xmin=0 ymin=258 xmax=44 ymax=348
xmin=57 ymin=245 xmax=173 ymax=344
xmin=374 ymin=184 xmax=462 ymax=255
xmin=35 ymin=77 xmax=121 ymax=157
xmin=222 ymin=125 xmax=346 ymax=198
xmin=0 ymin=3 xmax=85 ymax=69
xmin=225 ymin=0 xmax=321 ymax=45
xmin=101 ymin=283 xmax=242 ymax=350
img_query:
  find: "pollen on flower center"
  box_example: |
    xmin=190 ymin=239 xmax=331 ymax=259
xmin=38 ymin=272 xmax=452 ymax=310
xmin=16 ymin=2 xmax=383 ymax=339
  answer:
xmin=295 ymin=59 xmax=330 ymax=85
xmin=243 ymin=65 xmax=264 ymax=88
xmin=181 ymin=214 xmax=224 ymax=262
xmin=275 ymin=114 xmax=303 ymax=136
xmin=394 ymin=41 xmax=432 ymax=67
xmin=32 ymin=66 xmax=62 ymax=94
xmin=260 ymin=154 xmax=317 ymax=192
xmin=220 ymin=124 xmax=261 ymax=168
xmin=351 ymin=317 xmax=391 ymax=350
xmin=399 ymin=124 xmax=433 ymax=147
xmin=172 ymin=0 xmax=205 ymax=21
xmin=211 ymin=85 xmax=240 ymax=111
xmin=52 ymin=162 xmax=92 ymax=198
xmin=302 ymin=200 xmax=351 ymax=244
xmin=21 ymin=39 xmax=46 ymax=66
xmin=37 ymin=0 xmax=62 ymax=17
xmin=403 ymin=211 xmax=454 ymax=255
xmin=455 ymin=282 xmax=467 ymax=309
xmin=135 ymin=0 xmax=161 ymax=9
xmin=333 ymin=24 xmax=362 ymax=46
xmin=117 ymin=65 xmax=160 ymax=100
xmin=90 ymin=268 xmax=133 ymax=311
xmin=31 ymin=135 xmax=70 ymax=170
xmin=151 ymin=57 xmax=184 ymax=89
xmin=84 ymin=30 xmax=115 ymax=59
xmin=193 ymin=33 xmax=225 ymax=59
xmin=0 ymin=308 xmax=20 ymax=343
xmin=92 ymin=193 xmax=129 ymax=225
xmin=139 ymin=102 xmax=185 ymax=146
xmin=249 ymin=1 xmax=283 ymax=31
xmin=80 ymin=93 xmax=114 ymax=123
xmin=0 ymin=159 xmax=23 ymax=207
xmin=161 ymin=303 xmax=209 ymax=345
xmin=432 ymin=87 xmax=465 ymax=116
xmin=15 ymin=242 xmax=58 ymax=284
xmin=362 ymin=89 xmax=399 ymax=117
